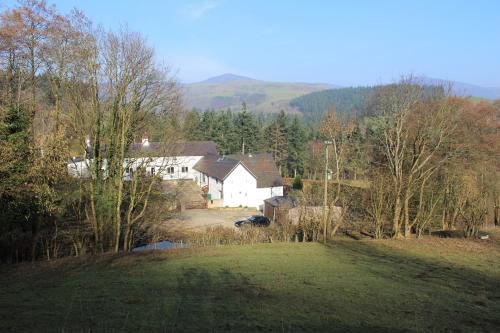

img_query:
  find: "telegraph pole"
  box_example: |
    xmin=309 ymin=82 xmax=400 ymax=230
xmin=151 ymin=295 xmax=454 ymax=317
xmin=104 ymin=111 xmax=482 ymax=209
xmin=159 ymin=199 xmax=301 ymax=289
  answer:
xmin=323 ymin=141 xmax=332 ymax=244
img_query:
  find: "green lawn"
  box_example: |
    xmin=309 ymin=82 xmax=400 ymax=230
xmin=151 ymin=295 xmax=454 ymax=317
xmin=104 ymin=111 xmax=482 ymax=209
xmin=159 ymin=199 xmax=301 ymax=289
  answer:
xmin=1 ymin=237 xmax=499 ymax=332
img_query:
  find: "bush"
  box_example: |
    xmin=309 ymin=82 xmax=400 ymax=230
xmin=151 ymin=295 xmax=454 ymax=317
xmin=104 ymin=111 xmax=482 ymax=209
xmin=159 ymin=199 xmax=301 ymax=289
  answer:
xmin=292 ymin=175 xmax=303 ymax=190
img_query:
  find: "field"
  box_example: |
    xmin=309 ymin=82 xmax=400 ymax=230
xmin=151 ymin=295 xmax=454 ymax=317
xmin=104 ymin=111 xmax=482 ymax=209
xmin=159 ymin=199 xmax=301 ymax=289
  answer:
xmin=1 ymin=234 xmax=499 ymax=332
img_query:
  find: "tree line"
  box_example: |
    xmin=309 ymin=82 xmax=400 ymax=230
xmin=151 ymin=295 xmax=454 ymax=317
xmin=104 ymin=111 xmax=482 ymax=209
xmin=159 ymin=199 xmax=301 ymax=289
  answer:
xmin=182 ymin=105 xmax=310 ymax=177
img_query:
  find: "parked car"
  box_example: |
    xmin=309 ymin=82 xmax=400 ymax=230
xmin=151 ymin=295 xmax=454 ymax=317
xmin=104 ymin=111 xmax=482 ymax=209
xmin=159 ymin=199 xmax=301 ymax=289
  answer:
xmin=234 ymin=215 xmax=270 ymax=228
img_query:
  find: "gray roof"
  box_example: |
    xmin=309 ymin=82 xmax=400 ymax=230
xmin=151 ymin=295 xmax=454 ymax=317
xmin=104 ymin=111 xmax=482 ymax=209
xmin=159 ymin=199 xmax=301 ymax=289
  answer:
xmin=264 ymin=196 xmax=295 ymax=207
xmin=127 ymin=141 xmax=218 ymax=157
xmin=192 ymin=155 xmax=241 ymax=181
xmin=228 ymin=153 xmax=283 ymax=188
xmin=194 ymin=153 xmax=283 ymax=188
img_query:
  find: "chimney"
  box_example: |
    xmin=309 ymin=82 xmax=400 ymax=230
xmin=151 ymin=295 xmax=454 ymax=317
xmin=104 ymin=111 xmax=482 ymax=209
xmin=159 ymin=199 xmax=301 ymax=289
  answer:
xmin=142 ymin=137 xmax=150 ymax=147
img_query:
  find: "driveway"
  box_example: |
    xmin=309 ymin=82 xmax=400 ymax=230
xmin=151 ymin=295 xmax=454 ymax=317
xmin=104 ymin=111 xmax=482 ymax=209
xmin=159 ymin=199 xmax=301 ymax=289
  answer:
xmin=163 ymin=208 xmax=261 ymax=231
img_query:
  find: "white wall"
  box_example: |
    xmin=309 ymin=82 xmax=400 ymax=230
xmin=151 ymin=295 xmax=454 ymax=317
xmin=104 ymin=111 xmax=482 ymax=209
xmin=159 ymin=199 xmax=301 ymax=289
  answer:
xmin=123 ymin=155 xmax=203 ymax=181
xmin=207 ymin=176 xmax=223 ymax=200
xmin=222 ymin=164 xmax=257 ymax=207
xmin=255 ymin=186 xmax=284 ymax=210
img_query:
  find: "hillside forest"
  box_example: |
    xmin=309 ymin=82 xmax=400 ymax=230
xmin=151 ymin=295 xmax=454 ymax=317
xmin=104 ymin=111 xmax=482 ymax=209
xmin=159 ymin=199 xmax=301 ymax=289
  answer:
xmin=0 ymin=1 xmax=499 ymax=263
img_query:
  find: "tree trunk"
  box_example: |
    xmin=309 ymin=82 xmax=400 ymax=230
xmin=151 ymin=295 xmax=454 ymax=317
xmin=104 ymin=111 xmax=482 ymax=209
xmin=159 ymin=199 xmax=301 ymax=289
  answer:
xmin=393 ymin=195 xmax=402 ymax=238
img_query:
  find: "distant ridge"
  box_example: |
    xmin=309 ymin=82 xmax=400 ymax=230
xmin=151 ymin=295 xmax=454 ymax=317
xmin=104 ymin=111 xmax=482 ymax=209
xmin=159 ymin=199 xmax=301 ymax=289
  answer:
xmin=415 ymin=76 xmax=500 ymax=100
xmin=198 ymin=73 xmax=256 ymax=84
xmin=185 ymin=73 xmax=335 ymax=113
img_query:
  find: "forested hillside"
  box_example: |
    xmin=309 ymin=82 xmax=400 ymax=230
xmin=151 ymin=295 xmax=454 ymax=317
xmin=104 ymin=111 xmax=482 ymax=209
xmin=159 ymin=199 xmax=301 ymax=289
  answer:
xmin=289 ymin=86 xmax=376 ymax=121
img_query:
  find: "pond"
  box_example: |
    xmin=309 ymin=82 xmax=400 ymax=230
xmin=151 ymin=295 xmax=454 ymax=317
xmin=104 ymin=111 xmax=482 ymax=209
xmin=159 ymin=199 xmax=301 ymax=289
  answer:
xmin=132 ymin=240 xmax=188 ymax=252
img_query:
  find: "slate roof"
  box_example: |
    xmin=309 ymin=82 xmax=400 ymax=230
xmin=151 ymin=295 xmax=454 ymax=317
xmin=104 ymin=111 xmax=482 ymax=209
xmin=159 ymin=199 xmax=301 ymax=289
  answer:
xmin=126 ymin=141 xmax=218 ymax=157
xmin=264 ymin=196 xmax=295 ymax=208
xmin=192 ymin=155 xmax=240 ymax=181
xmin=228 ymin=153 xmax=284 ymax=188
xmin=193 ymin=153 xmax=283 ymax=188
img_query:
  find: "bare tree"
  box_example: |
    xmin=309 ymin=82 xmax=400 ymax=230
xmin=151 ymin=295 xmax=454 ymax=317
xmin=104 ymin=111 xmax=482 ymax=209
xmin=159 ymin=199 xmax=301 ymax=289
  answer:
xmin=318 ymin=109 xmax=354 ymax=239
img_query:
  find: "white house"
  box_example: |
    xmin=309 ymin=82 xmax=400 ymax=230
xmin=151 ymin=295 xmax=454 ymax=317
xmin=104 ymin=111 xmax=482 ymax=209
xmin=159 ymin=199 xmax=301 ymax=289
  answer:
xmin=67 ymin=140 xmax=284 ymax=209
xmin=193 ymin=153 xmax=283 ymax=209
xmin=124 ymin=139 xmax=218 ymax=181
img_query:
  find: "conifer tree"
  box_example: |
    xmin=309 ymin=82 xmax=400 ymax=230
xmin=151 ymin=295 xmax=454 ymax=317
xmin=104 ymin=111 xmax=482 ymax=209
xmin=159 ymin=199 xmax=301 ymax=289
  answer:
xmin=214 ymin=110 xmax=239 ymax=154
xmin=182 ymin=109 xmax=203 ymax=140
xmin=287 ymin=116 xmax=307 ymax=177
xmin=265 ymin=110 xmax=288 ymax=174
xmin=234 ymin=103 xmax=261 ymax=154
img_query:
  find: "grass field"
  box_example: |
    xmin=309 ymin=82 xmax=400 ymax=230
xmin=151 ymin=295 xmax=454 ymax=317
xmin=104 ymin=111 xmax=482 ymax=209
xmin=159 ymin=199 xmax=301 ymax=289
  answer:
xmin=1 ymin=235 xmax=499 ymax=332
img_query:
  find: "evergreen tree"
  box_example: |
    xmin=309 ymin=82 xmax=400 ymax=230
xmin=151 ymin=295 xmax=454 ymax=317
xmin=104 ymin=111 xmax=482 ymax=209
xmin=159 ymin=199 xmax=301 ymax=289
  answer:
xmin=287 ymin=116 xmax=307 ymax=177
xmin=292 ymin=175 xmax=304 ymax=190
xmin=200 ymin=110 xmax=218 ymax=140
xmin=265 ymin=110 xmax=288 ymax=174
xmin=0 ymin=106 xmax=35 ymax=239
xmin=0 ymin=106 xmax=32 ymax=182
xmin=234 ymin=103 xmax=262 ymax=153
xmin=213 ymin=110 xmax=239 ymax=154
xmin=182 ymin=109 xmax=203 ymax=140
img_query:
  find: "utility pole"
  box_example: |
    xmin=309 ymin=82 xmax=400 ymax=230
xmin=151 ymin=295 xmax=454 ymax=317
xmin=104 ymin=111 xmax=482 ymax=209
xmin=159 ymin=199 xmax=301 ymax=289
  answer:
xmin=323 ymin=141 xmax=332 ymax=244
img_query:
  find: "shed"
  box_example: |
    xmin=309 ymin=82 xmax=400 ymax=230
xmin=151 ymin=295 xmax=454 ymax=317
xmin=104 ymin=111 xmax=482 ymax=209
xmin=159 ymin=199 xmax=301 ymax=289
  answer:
xmin=264 ymin=196 xmax=295 ymax=222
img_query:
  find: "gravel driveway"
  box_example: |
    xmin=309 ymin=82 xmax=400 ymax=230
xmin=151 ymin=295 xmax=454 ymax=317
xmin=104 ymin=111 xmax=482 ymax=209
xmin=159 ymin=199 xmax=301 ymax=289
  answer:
xmin=163 ymin=208 xmax=261 ymax=231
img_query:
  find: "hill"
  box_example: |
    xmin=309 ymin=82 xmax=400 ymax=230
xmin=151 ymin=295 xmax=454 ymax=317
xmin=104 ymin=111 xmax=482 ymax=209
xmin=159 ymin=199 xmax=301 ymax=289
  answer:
xmin=289 ymin=86 xmax=376 ymax=121
xmin=416 ymin=76 xmax=500 ymax=100
xmin=183 ymin=74 xmax=336 ymax=113
xmin=289 ymin=80 xmax=496 ymax=122
xmin=1 ymin=239 xmax=498 ymax=332
xmin=197 ymin=73 xmax=257 ymax=84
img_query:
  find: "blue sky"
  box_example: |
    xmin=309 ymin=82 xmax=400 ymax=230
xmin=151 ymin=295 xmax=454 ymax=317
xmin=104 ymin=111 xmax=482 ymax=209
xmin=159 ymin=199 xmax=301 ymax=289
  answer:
xmin=3 ymin=0 xmax=500 ymax=86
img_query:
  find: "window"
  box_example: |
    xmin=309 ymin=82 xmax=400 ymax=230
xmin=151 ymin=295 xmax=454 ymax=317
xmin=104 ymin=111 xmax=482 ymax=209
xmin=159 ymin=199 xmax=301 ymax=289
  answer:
xmin=181 ymin=166 xmax=188 ymax=173
xmin=167 ymin=167 xmax=174 ymax=174
xmin=202 ymin=174 xmax=206 ymax=182
xmin=150 ymin=167 xmax=155 ymax=175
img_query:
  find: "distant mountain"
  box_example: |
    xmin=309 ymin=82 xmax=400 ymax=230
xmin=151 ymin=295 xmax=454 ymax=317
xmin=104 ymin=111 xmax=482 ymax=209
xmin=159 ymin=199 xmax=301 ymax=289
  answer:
xmin=415 ymin=77 xmax=500 ymax=100
xmin=184 ymin=74 xmax=337 ymax=113
xmin=197 ymin=73 xmax=257 ymax=84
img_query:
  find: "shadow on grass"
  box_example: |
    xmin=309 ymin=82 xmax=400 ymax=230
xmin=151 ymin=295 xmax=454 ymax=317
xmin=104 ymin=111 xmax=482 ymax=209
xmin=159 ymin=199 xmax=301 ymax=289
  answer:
xmin=1 ymin=242 xmax=499 ymax=332
xmin=324 ymin=240 xmax=500 ymax=330
xmin=156 ymin=266 xmax=405 ymax=333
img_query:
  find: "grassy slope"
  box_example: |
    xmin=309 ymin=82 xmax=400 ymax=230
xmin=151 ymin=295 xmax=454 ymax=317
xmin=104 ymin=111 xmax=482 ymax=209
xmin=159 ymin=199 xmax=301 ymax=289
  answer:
xmin=1 ymin=237 xmax=499 ymax=332
xmin=184 ymin=80 xmax=333 ymax=113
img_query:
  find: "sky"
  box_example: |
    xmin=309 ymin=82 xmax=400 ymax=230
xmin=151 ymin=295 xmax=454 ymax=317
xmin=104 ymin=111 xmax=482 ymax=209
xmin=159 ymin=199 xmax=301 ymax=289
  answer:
xmin=2 ymin=0 xmax=500 ymax=86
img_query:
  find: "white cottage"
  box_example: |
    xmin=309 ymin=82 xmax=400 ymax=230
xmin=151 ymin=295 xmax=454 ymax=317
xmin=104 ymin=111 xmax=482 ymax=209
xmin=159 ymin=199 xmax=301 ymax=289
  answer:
xmin=125 ymin=139 xmax=218 ymax=181
xmin=193 ymin=153 xmax=283 ymax=209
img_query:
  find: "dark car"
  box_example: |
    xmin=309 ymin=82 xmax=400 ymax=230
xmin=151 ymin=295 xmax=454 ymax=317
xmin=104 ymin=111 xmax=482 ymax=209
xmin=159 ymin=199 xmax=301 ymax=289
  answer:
xmin=234 ymin=215 xmax=270 ymax=228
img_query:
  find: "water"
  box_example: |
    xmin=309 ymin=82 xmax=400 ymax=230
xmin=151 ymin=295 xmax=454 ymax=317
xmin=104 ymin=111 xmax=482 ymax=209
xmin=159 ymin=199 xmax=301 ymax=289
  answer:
xmin=132 ymin=240 xmax=188 ymax=252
